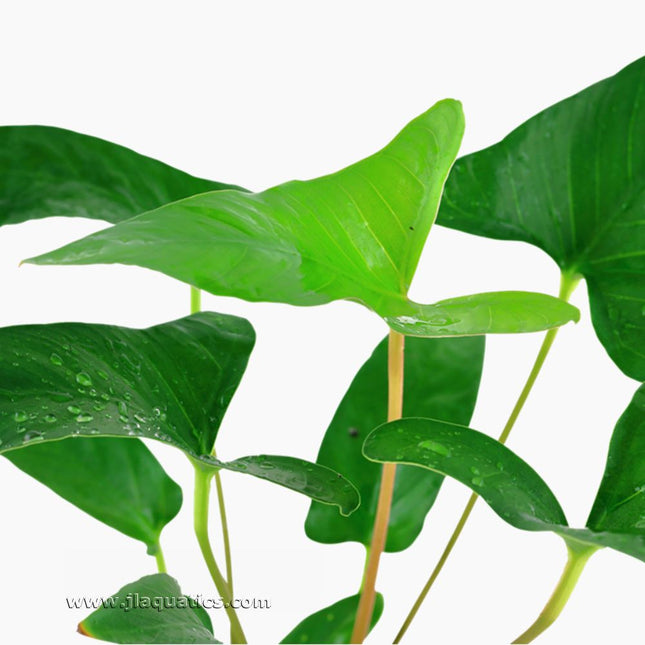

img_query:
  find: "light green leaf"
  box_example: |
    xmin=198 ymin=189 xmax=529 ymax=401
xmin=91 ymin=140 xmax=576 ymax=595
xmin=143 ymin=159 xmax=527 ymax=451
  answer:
xmin=6 ymin=437 xmax=181 ymax=553
xmin=0 ymin=125 xmax=240 ymax=227
xmin=23 ymin=103 xmax=571 ymax=337
xmin=0 ymin=313 xmax=358 ymax=516
xmin=436 ymin=56 xmax=645 ymax=378
xmin=305 ymin=335 xmax=484 ymax=551
xmin=386 ymin=291 xmax=579 ymax=336
xmin=280 ymin=593 xmax=384 ymax=644
xmin=25 ymin=101 xmax=464 ymax=321
xmin=78 ymin=574 xmax=219 ymax=644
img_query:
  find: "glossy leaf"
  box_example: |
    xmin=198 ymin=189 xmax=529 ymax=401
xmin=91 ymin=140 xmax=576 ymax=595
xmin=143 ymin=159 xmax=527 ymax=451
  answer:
xmin=26 ymin=101 xmax=463 ymax=316
xmin=363 ymin=386 xmax=645 ymax=563
xmin=25 ymin=104 xmax=577 ymax=337
xmin=436 ymin=57 xmax=645 ymax=378
xmin=78 ymin=574 xmax=219 ymax=644
xmin=306 ymin=335 xmax=484 ymax=551
xmin=386 ymin=291 xmax=579 ymax=336
xmin=363 ymin=417 xmax=567 ymax=531
xmin=586 ymin=383 xmax=645 ymax=534
xmin=0 ymin=125 xmax=239 ymax=227
xmin=6 ymin=437 xmax=181 ymax=553
xmin=281 ymin=593 xmax=384 ymax=644
xmin=0 ymin=314 xmax=358 ymax=516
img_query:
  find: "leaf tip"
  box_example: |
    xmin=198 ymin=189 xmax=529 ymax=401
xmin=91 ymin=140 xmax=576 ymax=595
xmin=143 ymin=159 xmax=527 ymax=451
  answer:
xmin=77 ymin=621 xmax=94 ymax=639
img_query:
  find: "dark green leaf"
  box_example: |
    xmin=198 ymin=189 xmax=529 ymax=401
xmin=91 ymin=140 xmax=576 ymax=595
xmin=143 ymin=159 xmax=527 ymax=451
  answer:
xmin=586 ymin=383 xmax=645 ymax=534
xmin=0 ymin=125 xmax=240 ymax=227
xmin=0 ymin=313 xmax=358 ymax=515
xmin=306 ymin=335 xmax=484 ymax=551
xmin=6 ymin=437 xmax=181 ymax=552
xmin=78 ymin=574 xmax=219 ymax=644
xmin=437 ymin=57 xmax=645 ymax=378
xmin=363 ymin=418 xmax=567 ymax=531
xmin=281 ymin=593 xmax=384 ymax=644
xmin=363 ymin=394 xmax=645 ymax=563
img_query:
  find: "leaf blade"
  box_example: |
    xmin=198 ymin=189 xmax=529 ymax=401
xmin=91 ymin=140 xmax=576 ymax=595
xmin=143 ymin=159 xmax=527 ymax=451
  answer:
xmin=5 ymin=437 xmax=181 ymax=552
xmin=436 ymin=57 xmax=645 ymax=378
xmin=0 ymin=314 xmax=358 ymax=514
xmin=305 ymin=335 xmax=484 ymax=551
xmin=0 ymin=125 xmax=240 ymax=227
xmin=78 ymin=574 xmax=219 ymax=644
xmin=280 ymin=593 xmax=384 ymax=644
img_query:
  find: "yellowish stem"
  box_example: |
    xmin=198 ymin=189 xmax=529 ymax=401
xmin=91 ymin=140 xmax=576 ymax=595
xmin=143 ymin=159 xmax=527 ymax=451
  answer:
xmin=351 ymin=330 xmax=405 ymax=643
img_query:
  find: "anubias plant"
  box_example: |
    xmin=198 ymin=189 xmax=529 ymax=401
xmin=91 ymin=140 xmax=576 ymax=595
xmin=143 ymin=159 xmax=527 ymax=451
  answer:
xmin=0 ymin=55 xmax=641 ymax=643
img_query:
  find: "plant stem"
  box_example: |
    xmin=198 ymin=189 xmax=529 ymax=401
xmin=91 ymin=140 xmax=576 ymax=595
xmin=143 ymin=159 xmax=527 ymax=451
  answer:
xmin=154 ymin=543 xmax=167 ymax=574
xmin=512 ymin=541 xmax=598 ymax=643
xmin=351 ymin=330 xmax=405 ymax=643
xmin=213 ymin=458 xmax=234 ymax=592
xmin=191 ymin=285 xmax=202 ymax=314
xmin=393 ymin=271 xmax=580 ymax=643
xmin=190 ymin=286 xmax=235 ymax=592
xmin=193 ymin=462 xmax=247 ymax=644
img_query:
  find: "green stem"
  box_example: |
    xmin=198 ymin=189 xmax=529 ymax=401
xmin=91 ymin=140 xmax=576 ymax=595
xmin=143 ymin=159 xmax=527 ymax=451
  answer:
xmin=512 ymin=541 xmax=598 ymax=643
xmin=213 ymin=459 xmax=234 ymax=592
xmin=193 ymin=462 xmax=247 ymax=644
xmin=393 ymin=271 xmax=580 ymax=643
xmin=190 ymin=286 xmax=235 ymax=592
xmin=154 ymin=544 xmax=167 ymax=574
xmin=190 ymin=286 xmax=202 ymax=314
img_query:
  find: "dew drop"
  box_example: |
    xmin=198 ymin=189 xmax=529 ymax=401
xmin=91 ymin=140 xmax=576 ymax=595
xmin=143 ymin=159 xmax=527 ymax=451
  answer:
xmin=76 ymin=414 xmax=93 ymax=423
xmin=470 ymin=466 xmax=480 ymax=476
xmin=17 ymin=426 xmax=27 ymax=434
xmin=13 ymin=411 xmax=28 ymax=423
xmin=50 ymin=353 xmax=64 ymax=366
xmin=76 ymin=372 xmax=93 ymax=387
xmin=97 ymin=370 xmax=109 ymax=381
xmin=44 ymin=414 xmax=57 ymax=423
xmin=418 ymin=439 xmax=451 ymax=456
xmin=23 ymin=431 xmax=43 ymax=442
xmin=100 ymin=393 xmax=110 ymax=401
xmin=117 ymin=401 xmax=128 ymax=416
xmin=471 ymin=476 xmax=484 ymax=486
xmin=67 ymin=405 xmax=81 ymax=415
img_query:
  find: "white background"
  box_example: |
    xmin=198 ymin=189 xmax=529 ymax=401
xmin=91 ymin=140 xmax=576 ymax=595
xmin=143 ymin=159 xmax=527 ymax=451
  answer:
xmin=0 ymin=1 xmax=643 ymax=643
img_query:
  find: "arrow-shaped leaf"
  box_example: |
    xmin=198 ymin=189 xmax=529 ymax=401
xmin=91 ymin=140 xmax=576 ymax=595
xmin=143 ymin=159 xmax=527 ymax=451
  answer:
xmin=305 ymin=334 xmax=484 ymax=551
xmin=0 ymin=125 xmax=239 ymax=227
xmin=0 ymin=313 xmax=358 ymax=516
xmin=24 ymin=102 xmax=578 ymax=337
xmin=78 ymin=573 xmax=219 ymax=644
xmin=436 ymin=56 xmax=645 ymax=378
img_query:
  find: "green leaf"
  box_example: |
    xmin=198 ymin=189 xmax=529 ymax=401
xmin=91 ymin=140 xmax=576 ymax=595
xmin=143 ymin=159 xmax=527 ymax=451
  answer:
xmin=305 ymin=335 xmax=484 ymax=551
xmin=386 ymin=291 xmax=579 ymax=336
xmin=585 ymin=383 xmax=645 ymax=534
xmin=25 ymin=101 xmax=463 ymax=319
xmin=22 ymin=104 xmax=572 ymax=337
xmin=0 ymin=313 xmax=358 ymax=516
xmin=280 ymin=593 xmax=384 ymax=644
xmin=6 ymin=437 xmax=181 ymax=553
xmin=0 ymin=125 xmax=240 ymax=227
xmin=363 ymin=387 xmax=645 ymax=563
xmin=362 ymin=417 xmax=567 ymax=532
xmin=78 ymin=573 xmax=219 ymax=644
xmin=436 ymin=57 xmax=645 ymax=378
